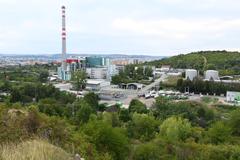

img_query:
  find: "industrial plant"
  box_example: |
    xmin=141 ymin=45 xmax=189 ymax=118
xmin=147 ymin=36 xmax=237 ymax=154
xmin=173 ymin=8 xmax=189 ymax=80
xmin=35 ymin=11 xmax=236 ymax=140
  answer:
xmin=57 ymin=6 xmax=118 ymax=82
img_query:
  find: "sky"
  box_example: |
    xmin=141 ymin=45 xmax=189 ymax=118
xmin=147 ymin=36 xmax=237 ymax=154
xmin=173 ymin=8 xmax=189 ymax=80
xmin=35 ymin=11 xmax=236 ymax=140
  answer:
xmin=0 ymin=0 xmax=240 ymax=56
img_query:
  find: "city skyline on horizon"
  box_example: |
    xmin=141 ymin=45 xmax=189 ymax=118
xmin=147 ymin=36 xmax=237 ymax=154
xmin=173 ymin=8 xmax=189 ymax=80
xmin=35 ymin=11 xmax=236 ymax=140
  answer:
xmin=1 ymin=0 xmax=240 ymax=56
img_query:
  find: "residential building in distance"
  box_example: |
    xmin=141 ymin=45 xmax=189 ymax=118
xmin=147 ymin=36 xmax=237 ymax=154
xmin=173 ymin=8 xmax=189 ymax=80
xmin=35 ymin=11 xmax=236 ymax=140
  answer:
xmin=111 ymin=59 xmax=129 ymax=66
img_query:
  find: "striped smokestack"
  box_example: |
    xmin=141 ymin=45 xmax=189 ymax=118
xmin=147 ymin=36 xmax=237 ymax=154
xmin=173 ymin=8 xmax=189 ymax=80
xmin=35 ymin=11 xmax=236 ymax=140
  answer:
xmin=61 ymin=5 xmax=67 ymax=69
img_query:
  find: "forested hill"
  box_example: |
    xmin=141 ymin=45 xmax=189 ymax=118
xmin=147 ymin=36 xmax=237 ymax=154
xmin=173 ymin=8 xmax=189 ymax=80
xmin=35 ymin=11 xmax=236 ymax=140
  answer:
xmin=148 ymin=51 xmax=240 ymax=75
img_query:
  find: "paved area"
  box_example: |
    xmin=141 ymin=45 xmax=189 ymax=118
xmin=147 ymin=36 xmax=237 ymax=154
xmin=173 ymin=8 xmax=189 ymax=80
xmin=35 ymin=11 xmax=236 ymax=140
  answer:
xmin=54 ymin=74 xmax=168 ymax=108
xmin=99 ymin=74 xmax=167 ymax=108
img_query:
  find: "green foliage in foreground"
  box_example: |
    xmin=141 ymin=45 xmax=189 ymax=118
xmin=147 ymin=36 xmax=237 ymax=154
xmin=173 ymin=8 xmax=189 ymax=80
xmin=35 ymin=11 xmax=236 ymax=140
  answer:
xmin=0 ymin=81 xmax=240 ymax=159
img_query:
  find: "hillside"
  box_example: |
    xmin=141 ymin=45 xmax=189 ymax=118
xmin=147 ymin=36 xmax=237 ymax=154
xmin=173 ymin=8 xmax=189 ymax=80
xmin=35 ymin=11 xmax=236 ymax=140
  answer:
xmin=148 ymin=51 xmax=240 ymax=75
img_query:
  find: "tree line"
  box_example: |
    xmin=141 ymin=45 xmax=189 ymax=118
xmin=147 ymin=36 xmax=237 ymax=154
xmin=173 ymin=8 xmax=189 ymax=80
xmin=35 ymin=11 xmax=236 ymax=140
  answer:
xmin=176 ymin=78 xmax=240 ymax=95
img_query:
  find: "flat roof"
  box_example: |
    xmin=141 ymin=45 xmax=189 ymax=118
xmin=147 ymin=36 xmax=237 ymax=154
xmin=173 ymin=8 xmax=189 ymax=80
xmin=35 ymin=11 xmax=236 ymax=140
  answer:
xmin=86 ymin=79 xmax=109 ymax=85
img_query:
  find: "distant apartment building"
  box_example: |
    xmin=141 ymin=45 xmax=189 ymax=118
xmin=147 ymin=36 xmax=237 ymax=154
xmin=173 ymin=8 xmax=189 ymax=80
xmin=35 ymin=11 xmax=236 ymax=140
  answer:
xmin=111 ymin=60 xmax=129 ymax=66
xmin=86 ymin=57 xmax=109 ymax=67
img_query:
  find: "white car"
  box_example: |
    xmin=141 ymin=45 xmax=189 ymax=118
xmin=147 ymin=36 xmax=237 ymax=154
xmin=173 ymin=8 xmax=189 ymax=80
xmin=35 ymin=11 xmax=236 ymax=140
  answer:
xmin=145 ymin=93 xmax=151 ymax=99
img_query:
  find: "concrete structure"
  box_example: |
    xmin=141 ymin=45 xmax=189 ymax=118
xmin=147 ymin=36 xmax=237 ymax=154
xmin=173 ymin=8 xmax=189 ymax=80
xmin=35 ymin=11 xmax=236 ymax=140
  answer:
xmin=85 ymin=79 xmax=110 ymax=91
xmin=153 ymin=68 xmax=165 ymax=78
xmin=167 ymin=72 xmax=182 ymax=76
xmin=58 ymin=5 xmax=72 ymax=81
xmin=226 ymin=91 xmax=240 ymax=103
xmin=185 ymin=69 xmax=198 ymax=81
xmin=107 ymin=64 xmax=119 ymax=80
xmin=160 ymin=65 xmax=171 ymax=72
xmin=127 ymin=83 xmax=143 ymax=90
xmin=58 ymin=57 xmax=86 ymax=81
xmin=119 ymin=83 xmax=144 ymax=90
xmin=61 ymin=6 xmax=67 ymax=71
xmin=86 ymin=67 xmax=107 ymax=79
xmin=133 ymin=59 xmax=139 ymax=65
xmin=205 ymin=70 xmax=220 ymax=81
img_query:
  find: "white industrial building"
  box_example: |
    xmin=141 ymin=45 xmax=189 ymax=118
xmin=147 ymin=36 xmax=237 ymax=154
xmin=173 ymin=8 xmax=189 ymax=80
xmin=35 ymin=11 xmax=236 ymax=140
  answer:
xmin=185 ymin=69 xmax=198 ymax=81
xmin=86 ymin=68 xmax=107 ymax=79
xmin=226 ymin=91 xmax=240 ymax=103
xmin=205 ymin=70 xmax=220 ymax=81
xmin=86 ymin=65 xmax=118 ymax=80
xmin=160 ymin=65 xmax=171 ymax=72
xmin=85 ymin=79 xmax=111 ymax=91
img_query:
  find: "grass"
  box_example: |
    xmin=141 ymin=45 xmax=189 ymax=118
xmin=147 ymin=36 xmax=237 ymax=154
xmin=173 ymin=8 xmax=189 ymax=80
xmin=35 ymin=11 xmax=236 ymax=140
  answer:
xmin=0 ymin=140 xmax=73 ymax=160
xmin=162 ymin=76 xmax=182 ymax=88
xmin=201 ymin=96 xmax=219 ymax=104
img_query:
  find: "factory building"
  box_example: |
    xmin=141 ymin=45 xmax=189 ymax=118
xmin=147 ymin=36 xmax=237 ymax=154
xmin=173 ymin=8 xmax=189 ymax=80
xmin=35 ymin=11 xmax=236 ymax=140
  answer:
xmin=185 ymin=69 xmax=198 ymax=81
xmin=86 ymin=79 xmax=111 ymax=91
xmin=86 ymin=67 xmax=107 ymax=79
xmin=205 ymin=70 xmax=220 ymax=81
xmin=58 ymin=58 xmax=86 ymax=81
xmin=86 ymin=64 xmax=118 ymax=80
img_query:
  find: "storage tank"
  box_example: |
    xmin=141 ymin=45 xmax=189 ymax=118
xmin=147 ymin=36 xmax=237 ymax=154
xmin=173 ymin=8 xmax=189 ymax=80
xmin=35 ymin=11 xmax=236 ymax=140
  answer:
xmin=185 ymin=69 xmax=198 ymax=81
xmin=205 ymin=70 xmax=219 ymax=80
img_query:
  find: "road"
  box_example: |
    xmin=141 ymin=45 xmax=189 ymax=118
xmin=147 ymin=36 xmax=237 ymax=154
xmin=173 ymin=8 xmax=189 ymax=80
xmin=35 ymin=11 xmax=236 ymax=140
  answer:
xmin=99 ymin=74 xmax=168 ymax=107
xmin=140 ymin=74 xmax=168 ymax=93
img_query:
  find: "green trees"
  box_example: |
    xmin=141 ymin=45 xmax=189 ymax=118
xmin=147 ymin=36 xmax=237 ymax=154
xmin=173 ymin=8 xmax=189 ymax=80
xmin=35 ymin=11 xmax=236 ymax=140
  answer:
xmin=2 ymin=63 xmax=240 ymax=160
xmin=83 ymin=92 xmax=99 ymax=111
xmin=111 ymin=65 xmax=153 ymax=85
xmin=75 ymin=101 xmax=94 ymax=124
xmin=82 ymin=119 xmax=129 ymax=160
xmin=133 ymin=143 xmax=162 ymax=160
xmin=176 ymin=78 xmax=240 ymax=95
xmin=38 ymin=98 xmax=64 ymax=116
xmin=71 ymin=70 xmax=87 ymax=92
xmin=160 ymin=117 xmax=192 ymax=142
xmin=8 ymin=83 xmax=76 ymax=104
xmin=147 ymin=51 xmax=240 ymax=75
xmin=128 ymin=113 xmax=159 ymax=141
xmin=39 ymin=70 xmax=49 ymax=83
xmin=229 ymin=109 xmax=240 ymax=136
xmin=129 ymin=99 xmax=148 ymax=114
xmin=207 ymin=121 xmax=232 ymax=144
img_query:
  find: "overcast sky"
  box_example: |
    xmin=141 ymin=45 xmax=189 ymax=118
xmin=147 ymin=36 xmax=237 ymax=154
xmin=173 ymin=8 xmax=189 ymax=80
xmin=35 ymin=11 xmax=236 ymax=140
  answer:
xmin=0 ymin=0 xmax=240 ymax=56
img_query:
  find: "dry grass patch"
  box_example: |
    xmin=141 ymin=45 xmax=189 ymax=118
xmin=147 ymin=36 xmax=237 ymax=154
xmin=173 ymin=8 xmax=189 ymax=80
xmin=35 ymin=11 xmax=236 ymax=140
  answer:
xmin=0 ymin=139 xmax=73 ymax=160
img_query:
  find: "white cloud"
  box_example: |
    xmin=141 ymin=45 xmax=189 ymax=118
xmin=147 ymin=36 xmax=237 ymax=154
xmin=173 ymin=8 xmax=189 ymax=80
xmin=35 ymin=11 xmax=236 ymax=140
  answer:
xmin=0 ymin=0 xmax=240 ymax=55
xmin=112 ymin=18 xmax=240 ymax=40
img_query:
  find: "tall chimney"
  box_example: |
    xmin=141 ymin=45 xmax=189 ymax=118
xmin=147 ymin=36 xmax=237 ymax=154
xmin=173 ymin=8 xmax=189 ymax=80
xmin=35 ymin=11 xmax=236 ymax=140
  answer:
xmin=61 ymin=6 xmax=67 ymax=69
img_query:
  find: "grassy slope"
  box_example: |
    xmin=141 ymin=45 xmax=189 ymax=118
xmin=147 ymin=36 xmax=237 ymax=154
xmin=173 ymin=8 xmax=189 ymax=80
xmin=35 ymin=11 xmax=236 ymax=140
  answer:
xmin=0 ymin=140 xmax=73 ymax=160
